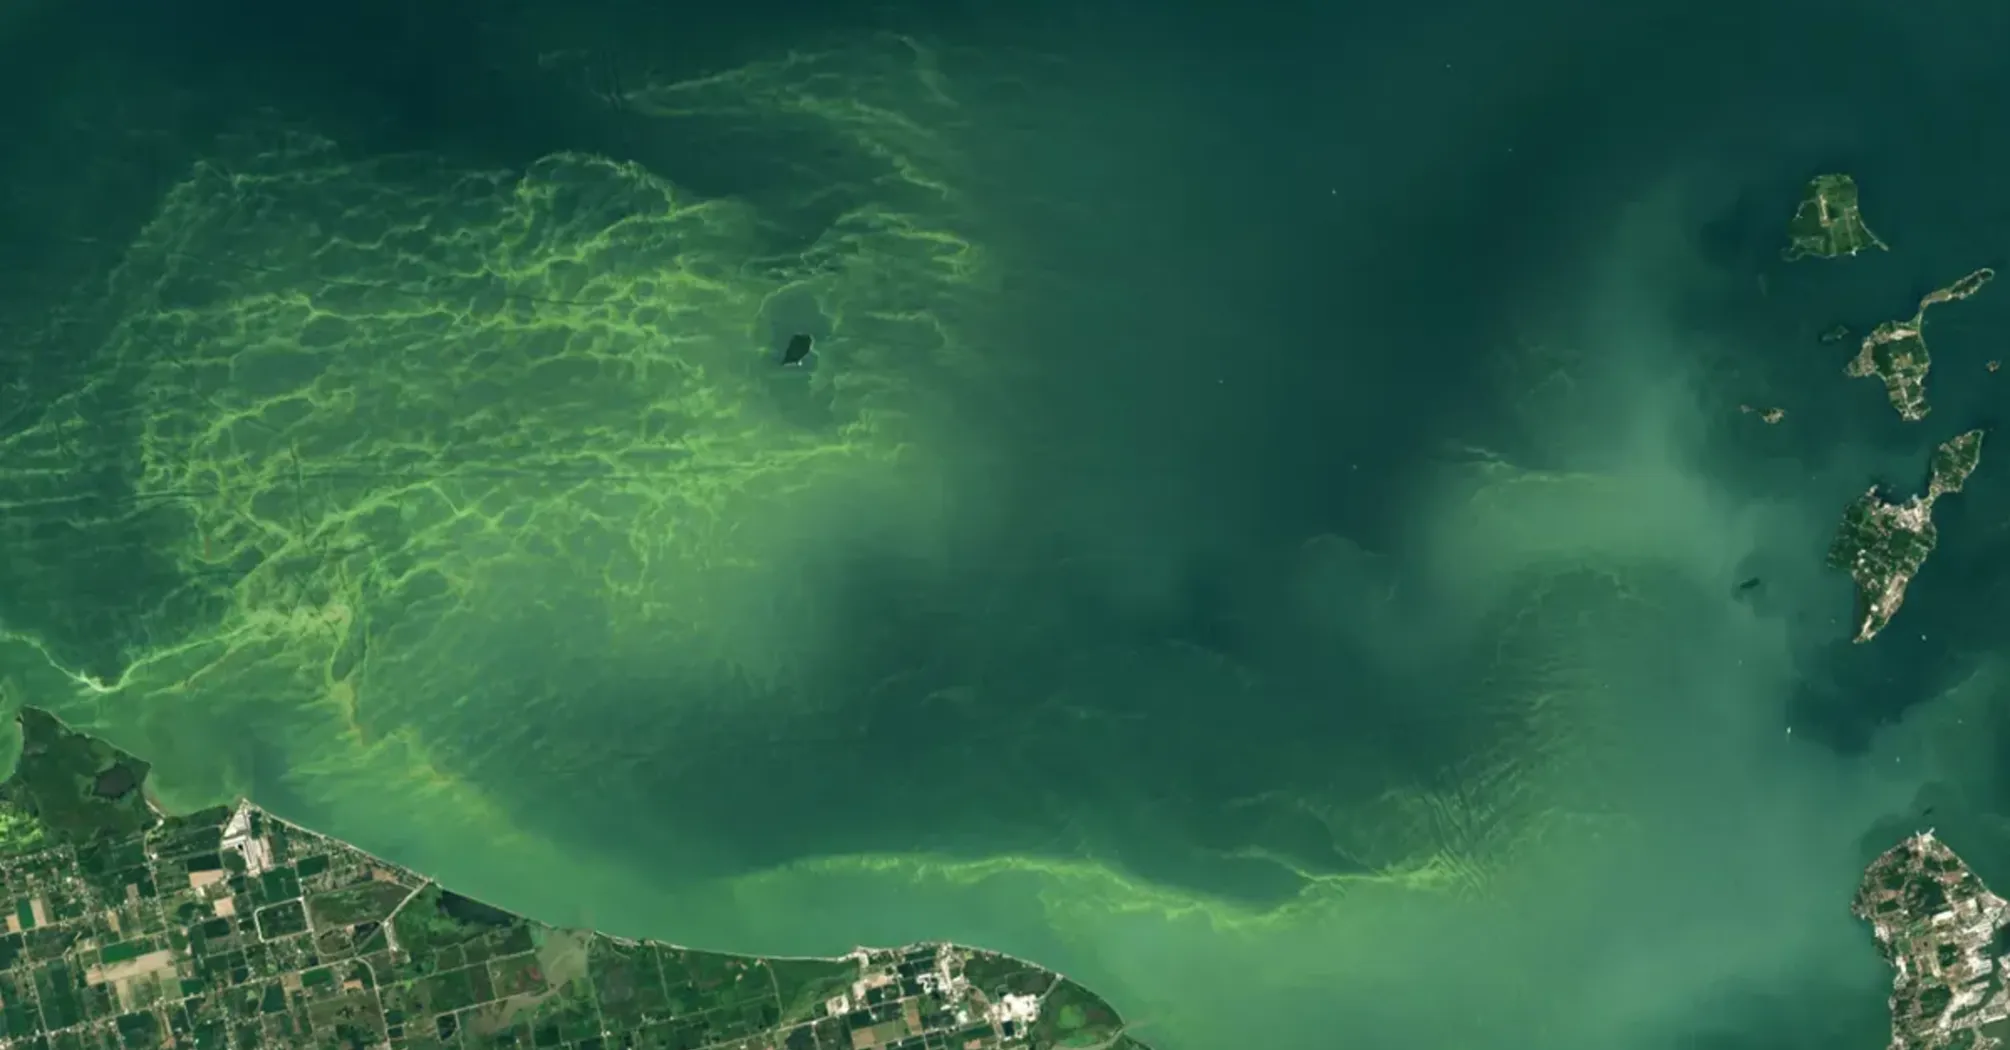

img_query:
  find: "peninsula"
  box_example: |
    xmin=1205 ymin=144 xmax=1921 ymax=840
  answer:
xmin=1783 ymin=174 xmax=1888 ymax=261
xmin=1827 ymin=429 xmax=1983 ymax=643
xmin=1846 ymin=269 xmax=1996 ymax=422
xmin=0 ymin=709 xmax=1148 ymax=1050
xmin=1856 ymin=831 xmax=2010 ymax=1050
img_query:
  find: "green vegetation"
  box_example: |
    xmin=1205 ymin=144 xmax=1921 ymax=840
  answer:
xmin=0 ymin=803 xmax=47 ymax=853
xmin=305 ymin=880 xmax=411 ymax=927
xmin=1856 ymin=836 xmax=2010 ymax=1050
xmin=1783 ymin=173 xmax=1887 ymax=260
xmin=1787 ymin=176 xmax=1996 ymax=649
xmin=1931 ymin=429 xmax=1985 ymax=494
xmin=964 ymin=950 xmax=1057 ymax=1000
xmin=1032 ymin=979 xmax=1130 ymax=1048
xmin=0 ymin=708 xmax=1148 ymax=1050
xmin=1844 ymin=269 xmax=1994 ymax=422
xmin=1827 ymin=430 xmax=1984 ymax=642
xmin=1902 ymin=873 xmax=1949 ymax=916
xmin=0 ymin=709 xmax=154 ymax=850
xmin=765 ymin=955 xmax=857 ymax=1021
xmin=0 ymin=65 xmax=992 ymax=1027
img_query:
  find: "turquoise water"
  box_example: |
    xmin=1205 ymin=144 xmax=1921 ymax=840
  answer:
xmin=4 ymin=1 xmax=2010 ymax=1047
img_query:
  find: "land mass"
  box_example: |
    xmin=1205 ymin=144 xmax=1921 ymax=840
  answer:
xmin=1856 ymin=831 xmax=2010 ymax=1050
xmin=1846 ymin=269 xmax=1996 ymax=422
xmin=1827 ymin=429 xmax=1983 ymax=643
xmin=0 ymin=709 xmax=1148 ymax=1050
xmin=1783 ymin=173 xmax=1888 ymax=262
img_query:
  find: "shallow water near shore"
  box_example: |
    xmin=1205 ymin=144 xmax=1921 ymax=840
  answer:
xmin=5 ymin=1 xmax=2010 ymax=1048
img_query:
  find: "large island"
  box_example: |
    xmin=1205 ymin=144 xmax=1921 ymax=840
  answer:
xmin=1857 ymin=832 xmax=2010 ymax=1050
xmin=1846 ymin=269 xmax=1996 ymax=422
xmin=0 ymin=709 xmax=1148 ymax=1050
xmin=1783 ymin=174 xmax=1889 ymax=261
xmin=1827 ymin=429 xmax=1983 ymax=643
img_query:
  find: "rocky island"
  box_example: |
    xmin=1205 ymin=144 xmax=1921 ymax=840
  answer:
xmin=1846 ymin=269 xmax=1996 ymax=422
xmin=0 ymin=709 xmax=1149 ymax=1050
xmin=1856 ymin=831 xmax=2010 ymax=1050
xmin=1783 ymin=174 xmax=1888 ymax=261
xmin=1827 ymin=429 xmax=1983 ymax=643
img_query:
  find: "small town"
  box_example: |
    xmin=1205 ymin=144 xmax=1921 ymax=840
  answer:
xmin=0 ymin=709 xmax=1143 ymax=1050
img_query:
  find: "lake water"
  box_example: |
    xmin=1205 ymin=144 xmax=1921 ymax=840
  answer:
xmin=4 ymin=0 xmax=2010 ymax=1047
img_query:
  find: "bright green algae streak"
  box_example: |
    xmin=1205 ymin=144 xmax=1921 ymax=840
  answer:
xmin=5 ymin=39 xmax=2002 ymax=1050
xmin=0 ymin=708 xmax=1148 ymax=1050
xmin=0 ymin=41 xmax=1174 ymax=1047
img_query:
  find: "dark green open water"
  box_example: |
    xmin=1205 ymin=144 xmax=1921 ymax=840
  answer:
xmin=5 ymin=0 xmax=2010 ymax=1046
